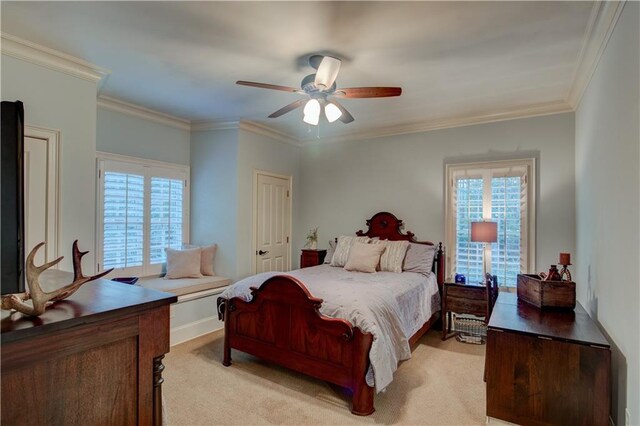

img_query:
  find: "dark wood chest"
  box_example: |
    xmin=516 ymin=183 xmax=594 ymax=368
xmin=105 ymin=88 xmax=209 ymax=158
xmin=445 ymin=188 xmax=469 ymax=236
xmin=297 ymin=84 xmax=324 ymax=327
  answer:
xmin=486 ymin=293 xmax=610 ymax=425
xmin=1 ymin=276 xmax=176 ymax=425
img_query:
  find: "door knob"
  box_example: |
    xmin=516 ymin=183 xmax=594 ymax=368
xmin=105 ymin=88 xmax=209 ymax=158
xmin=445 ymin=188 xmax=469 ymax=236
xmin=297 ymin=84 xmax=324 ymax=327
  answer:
xmin=258 ymin=250 xmax=269 ymax=256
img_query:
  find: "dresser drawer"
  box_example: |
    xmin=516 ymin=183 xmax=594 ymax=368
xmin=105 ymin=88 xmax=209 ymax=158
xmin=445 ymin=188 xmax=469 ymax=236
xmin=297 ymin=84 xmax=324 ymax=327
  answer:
xmin=446 ymin=285 xmax=484 ymax=299
xmin=446 ymin=296 xmax=487 ymax=317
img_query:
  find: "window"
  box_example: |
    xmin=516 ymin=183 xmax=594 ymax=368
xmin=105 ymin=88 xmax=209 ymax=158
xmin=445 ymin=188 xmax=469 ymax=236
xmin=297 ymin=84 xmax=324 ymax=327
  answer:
xmin=445 ymin=159 xmax=535 ymax=287
xmin=97 ymin=154 xmax=189 ymax=277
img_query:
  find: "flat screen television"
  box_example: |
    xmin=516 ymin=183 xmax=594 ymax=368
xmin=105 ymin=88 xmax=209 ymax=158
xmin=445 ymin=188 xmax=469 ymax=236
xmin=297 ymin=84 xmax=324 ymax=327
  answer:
xmin=1 ymin=100 xmax=25 ymax=295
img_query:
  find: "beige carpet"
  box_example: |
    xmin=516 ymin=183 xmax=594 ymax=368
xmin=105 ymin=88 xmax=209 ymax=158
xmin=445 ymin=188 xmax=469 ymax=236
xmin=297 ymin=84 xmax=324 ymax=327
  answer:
xmin=163 ymin=329 xmax=486 ymax=425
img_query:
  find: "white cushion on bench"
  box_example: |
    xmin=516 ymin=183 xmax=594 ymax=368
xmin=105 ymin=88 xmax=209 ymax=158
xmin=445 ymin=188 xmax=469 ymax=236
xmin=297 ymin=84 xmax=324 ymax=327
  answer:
xmin=139 ymin=275 xmax=231 ymax=297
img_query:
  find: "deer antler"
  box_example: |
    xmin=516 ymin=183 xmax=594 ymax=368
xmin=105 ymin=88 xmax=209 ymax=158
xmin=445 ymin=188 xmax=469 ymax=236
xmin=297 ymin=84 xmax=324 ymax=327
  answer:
xmin=0 ymin=240 xmax=113 ymax=316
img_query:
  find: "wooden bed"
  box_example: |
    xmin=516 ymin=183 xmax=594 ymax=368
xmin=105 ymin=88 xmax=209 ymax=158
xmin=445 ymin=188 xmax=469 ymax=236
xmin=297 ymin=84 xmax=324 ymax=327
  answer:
xmin=217 ymin=212 xmax=445 ymax=415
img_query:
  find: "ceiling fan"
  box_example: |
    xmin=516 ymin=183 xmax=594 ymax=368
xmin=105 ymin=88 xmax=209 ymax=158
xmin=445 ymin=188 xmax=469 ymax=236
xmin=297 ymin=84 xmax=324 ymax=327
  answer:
xmin=236 ymin=55 xmax=402 ymax=125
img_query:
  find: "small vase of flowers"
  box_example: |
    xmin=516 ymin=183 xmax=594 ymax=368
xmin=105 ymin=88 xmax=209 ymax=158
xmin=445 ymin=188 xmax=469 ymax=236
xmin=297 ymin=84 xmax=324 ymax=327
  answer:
xmin=305 ymin=227 xmax=318 ymax=250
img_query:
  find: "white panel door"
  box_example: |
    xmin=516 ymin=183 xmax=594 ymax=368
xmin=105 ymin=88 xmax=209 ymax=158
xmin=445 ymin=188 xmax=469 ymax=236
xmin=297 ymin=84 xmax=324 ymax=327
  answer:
xmin=255 ymin=173 xmax=290 ymax=273
xmin=24 ymin=137 xmax=49 ymax=265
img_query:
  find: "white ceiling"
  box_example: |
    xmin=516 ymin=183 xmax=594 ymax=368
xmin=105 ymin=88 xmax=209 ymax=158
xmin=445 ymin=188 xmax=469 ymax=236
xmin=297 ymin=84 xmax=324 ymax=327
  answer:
xmin=1 ymin=1 xmax=595 ymax=141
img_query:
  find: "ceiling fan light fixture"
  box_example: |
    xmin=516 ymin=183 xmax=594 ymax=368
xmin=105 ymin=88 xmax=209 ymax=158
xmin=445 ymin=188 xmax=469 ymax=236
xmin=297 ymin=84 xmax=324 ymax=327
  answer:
xmin=324 ymin=102 xmax=343 ymax=123
xmin=303 ymin=113 xmax=319 ymax=126
xmin=303 ymin=99 xmax=320 ymax=117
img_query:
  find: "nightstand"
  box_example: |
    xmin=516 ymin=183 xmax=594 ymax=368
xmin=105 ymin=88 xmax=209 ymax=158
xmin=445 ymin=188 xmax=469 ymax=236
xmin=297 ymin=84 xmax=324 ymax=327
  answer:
xmin=300 ymin=249 xmax=327 ymax=268
xmin=441 ymin=279 xmax=497 ymax=340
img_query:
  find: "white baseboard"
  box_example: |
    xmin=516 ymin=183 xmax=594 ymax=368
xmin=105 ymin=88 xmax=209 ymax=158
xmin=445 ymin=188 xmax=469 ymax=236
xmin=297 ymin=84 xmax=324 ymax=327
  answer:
xmin=170 ymin=315 xmax=222 ymax=346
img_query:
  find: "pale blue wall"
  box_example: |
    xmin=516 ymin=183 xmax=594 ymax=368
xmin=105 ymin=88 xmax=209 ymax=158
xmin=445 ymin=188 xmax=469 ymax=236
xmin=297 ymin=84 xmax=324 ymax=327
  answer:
xmin=236 ymin=130 xmax=301 ymax=277
xmin=1 ymin=54 xmax=98 ymax=271
xmin=97 ymin=107 xmax=190 ymax=165
xmin=297 ymin=112 xmax=576 ymax=275
xmin=190 ymin=129 xmax=239 ymax=280
xmin=190 ymin=127 xmax=301 ymax=280
xmin=575 ymin=3 xmax=640 ymax=423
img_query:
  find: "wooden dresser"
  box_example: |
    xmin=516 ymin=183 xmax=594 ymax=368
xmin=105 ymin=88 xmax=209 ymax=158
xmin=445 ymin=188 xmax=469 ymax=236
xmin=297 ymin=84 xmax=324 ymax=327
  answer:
xmin=1 ymin=274 xmax=177 ymax=426
xmin=486 ymin=293 xmax=610 ymax=425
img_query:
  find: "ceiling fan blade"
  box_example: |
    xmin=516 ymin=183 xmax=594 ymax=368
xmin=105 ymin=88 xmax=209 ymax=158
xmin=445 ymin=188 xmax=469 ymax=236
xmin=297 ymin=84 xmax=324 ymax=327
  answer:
xmin=236 ymin=80 xmax=301 ymax=93
xmin=268 ymin=99 xmax=307 ymax=118
xmin=330 ymin=100 xmax=354 ymax=124
xmin=314 ymin=56 xmax=341 ymax=91
xmin=333 ymin=87 xmax=402 ymax=98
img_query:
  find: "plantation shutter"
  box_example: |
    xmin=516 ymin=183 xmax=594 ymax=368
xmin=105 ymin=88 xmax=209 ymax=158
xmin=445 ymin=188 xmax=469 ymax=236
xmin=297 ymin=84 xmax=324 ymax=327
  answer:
xmin=446 ymin=160 xmax=534 ymax=287
xmin=450 ymin=175 xmax=484 ymax=285
xmin=102 ymin=164 xmax=145 ymax=273
xmin=490 ymin=175 xmax=523 ymax=287
xmin=98 ymin=157 xmax=189 ymax=277
xmin=150 ymin=175 xmax=185 ymax=264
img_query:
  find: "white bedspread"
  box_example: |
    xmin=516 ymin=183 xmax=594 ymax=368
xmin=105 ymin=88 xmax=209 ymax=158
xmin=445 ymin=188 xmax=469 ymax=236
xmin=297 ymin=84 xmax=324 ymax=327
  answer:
xmin=220 ymin=265 xmax=441 ymax=392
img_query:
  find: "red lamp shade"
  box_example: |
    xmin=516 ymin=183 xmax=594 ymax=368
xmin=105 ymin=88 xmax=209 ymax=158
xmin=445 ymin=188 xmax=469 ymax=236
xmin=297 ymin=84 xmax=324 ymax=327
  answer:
xmin=471 ymin=221 xmax=498 ymax=243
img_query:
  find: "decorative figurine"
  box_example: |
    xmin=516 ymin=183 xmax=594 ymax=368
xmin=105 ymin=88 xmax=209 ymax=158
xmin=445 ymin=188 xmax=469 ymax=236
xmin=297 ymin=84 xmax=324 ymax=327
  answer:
xmin=455 ymin=273 xmax=466 ymax=284
xmin=559 ymin=252 xmax=572 ymax=281
xmin=543 ymin=264 xmax=562 ymax=281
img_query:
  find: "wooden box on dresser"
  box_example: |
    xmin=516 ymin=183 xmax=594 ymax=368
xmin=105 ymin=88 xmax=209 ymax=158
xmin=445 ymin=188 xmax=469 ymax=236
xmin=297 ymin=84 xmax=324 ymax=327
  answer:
xmin=486 ymin=293 xmax=611 ymax=425
xmin=1 ymin=274 xmax=177 ymax=426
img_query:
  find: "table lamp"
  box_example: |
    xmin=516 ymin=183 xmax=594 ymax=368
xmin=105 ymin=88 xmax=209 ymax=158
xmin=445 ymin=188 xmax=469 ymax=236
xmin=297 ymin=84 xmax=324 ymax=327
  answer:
xmin=471 ymin=221 xmax=498 ymax=283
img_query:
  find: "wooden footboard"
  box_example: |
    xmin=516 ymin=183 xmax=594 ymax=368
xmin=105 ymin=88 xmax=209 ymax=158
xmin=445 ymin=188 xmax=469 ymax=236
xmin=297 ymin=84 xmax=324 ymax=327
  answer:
xmin=218 ymin=275 xmax=375 ymax=415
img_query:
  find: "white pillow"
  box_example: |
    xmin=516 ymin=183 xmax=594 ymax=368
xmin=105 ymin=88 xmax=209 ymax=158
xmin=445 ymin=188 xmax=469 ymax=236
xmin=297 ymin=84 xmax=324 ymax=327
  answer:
xmin=200 ymin=244 xmax=218 ymax=276
xmin=165 ymin=247 xmax=203 ymax=279
xmin=403 ymin=243 xmax=436 ymax=275
xmin=330 ymin=236 xmax=370 ymax=267
xmin=371 ymin=239 xmax=410 ymax=273
xmin=180 ymin=243 xmax=217 ymax=275
xmin=344 ymin=242 xmax=386 ymax=273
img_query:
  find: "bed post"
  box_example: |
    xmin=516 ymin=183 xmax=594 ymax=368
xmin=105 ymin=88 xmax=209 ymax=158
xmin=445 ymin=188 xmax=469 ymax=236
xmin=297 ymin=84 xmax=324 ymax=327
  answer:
xmin=436 ymin=242 xmax=445 ymax=285
xmin=350 ymin=329 xmax=375 ymax=416
xmin=221 ymin=298 xmax=232 ymax=367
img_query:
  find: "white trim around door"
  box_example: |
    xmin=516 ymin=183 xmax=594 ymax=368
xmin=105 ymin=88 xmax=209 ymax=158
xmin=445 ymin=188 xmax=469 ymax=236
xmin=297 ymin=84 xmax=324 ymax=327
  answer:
xmin=252 ymin=169 xmax=293 ymax=275
xmin=24 ymin=125 xmax=60 ymax=264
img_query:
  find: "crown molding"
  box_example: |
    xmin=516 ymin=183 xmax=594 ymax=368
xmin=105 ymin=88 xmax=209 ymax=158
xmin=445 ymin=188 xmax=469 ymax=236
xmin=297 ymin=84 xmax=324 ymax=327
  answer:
xmin=97 ymin=95 xmax=191 ymax=131
xmin=567 ymin=1 xmax=626 ymax=108
xmin=239 ymin=121 xmax=301 ymax=146
xmin=299 ymin=100 xmax=573 ymax=145
xmin=191 ymin=119 xmax=300 ymax=146
xmin=1 ymin=32 xmax=111 ymax=86
xmin=191 ymin=120 xmax=239 ymax=132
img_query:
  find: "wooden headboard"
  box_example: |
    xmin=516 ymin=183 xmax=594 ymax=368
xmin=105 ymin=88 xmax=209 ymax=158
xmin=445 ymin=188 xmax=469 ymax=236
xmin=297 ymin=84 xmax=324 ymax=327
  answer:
xmin=354 ymin=212 xmax=445 ymax=287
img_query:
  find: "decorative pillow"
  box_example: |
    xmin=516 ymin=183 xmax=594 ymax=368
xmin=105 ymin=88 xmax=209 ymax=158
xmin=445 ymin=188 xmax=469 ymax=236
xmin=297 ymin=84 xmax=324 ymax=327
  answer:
xmin=200 ymin=244 xmax=218 ymax=276
xmin=344 ymin=242 xmax=386 ymax=273
xmin=330 ymin=236 xmax=370 ymax=267
xmin=165 ymin=247 xmax=203 ymax=279
xmin=371 ymin=239 xmax=410 ymax=273
xmin=403 ymin=242 xmax=437 ymax=276
xmin=324 ymin=239 xmax=337 ymax=264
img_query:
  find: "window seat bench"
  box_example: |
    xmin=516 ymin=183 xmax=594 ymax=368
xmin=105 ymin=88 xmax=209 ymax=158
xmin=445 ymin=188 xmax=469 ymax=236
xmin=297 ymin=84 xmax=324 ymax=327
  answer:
xmin=138 ymin=275 xmax=231 ymax=346
xmin=138 ymin=275 xmax=231 ymax=298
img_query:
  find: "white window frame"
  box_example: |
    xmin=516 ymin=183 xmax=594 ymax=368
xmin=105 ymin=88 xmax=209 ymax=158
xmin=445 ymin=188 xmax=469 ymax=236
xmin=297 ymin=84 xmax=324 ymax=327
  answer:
xmin=96 ymin=152 xmax=190 ymax=278
xmin=444 ymin=158 xmax=536 ymax=284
